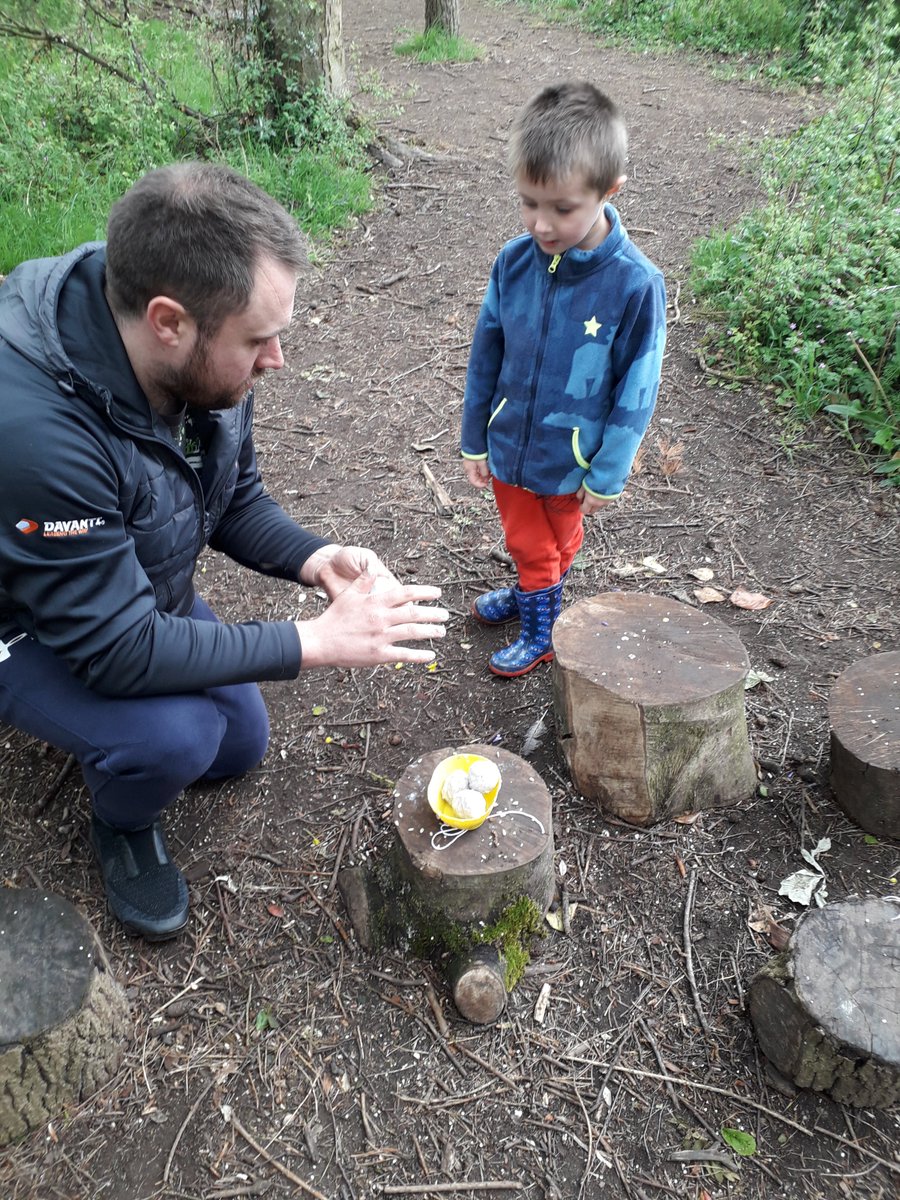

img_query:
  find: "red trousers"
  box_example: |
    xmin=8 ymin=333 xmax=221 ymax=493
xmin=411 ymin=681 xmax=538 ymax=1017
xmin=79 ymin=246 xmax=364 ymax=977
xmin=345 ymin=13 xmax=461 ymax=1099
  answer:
xmin=492 ymin=478 xmax=584 ymax=590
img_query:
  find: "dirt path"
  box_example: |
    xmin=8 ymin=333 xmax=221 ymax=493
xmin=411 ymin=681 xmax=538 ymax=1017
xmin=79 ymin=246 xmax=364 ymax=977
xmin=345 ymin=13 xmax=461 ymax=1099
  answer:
xmin=2 ymin=3 xmax=898 ymax=1199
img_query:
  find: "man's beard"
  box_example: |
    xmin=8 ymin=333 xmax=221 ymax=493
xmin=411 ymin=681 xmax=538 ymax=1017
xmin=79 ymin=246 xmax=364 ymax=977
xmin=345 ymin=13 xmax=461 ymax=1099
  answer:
xmin=155 ymin=334 xmax=259 ymax=413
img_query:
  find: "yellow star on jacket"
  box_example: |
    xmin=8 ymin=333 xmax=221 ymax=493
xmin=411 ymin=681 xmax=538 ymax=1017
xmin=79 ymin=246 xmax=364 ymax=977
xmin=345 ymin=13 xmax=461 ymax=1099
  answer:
xmin=583 ymin=315 xmax=602 ymax=337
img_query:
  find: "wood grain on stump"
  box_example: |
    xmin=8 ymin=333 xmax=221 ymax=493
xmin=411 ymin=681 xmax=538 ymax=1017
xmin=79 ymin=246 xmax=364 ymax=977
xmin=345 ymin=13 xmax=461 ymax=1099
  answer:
xmin=339 ymin=744 xmax=554 ymax=1023
xmin=552 ymin=592 xmax=757 ymax=826
xmin=0 ymin=889 xmax=130 ymax=1145
xmin=749 ymin=897 xmax=900 ymax=1108
xmin=829 ymin=651 xmax=899 ymax=838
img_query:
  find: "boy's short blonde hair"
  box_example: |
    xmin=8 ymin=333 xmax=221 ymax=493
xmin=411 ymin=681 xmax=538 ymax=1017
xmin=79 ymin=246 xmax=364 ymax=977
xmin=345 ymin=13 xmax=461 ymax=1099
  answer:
xmin=508 ymin=81 xmax=627 ymax=196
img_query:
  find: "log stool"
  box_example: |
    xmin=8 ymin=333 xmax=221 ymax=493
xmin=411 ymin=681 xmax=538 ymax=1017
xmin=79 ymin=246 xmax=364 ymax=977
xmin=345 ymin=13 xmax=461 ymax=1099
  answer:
xmin=749 ymin=897 xmax=899 ymax=1107
xmin=552 ymin=592 xmax=757 ymax=826
xmin=0 ymin=888 xmax=131 ymax=1145
xmin=339 ymin=744 xmax=554 ymax=1023
xmin=829 ymin=651 xmax=899 ymax=838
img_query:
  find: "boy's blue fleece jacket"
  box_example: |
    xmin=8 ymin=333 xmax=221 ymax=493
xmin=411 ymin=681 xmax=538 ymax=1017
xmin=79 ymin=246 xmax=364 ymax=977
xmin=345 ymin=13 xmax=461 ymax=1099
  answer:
xmin=461 ymin=206 xmax=666 ymax=498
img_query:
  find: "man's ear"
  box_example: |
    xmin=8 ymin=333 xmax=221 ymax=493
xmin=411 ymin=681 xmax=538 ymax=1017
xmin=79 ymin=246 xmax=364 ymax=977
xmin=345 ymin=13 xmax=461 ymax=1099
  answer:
xmin=145 ymin=296 xmax=193 ymax=348
xmin=606 ymin=174 xmax=628 ymax=200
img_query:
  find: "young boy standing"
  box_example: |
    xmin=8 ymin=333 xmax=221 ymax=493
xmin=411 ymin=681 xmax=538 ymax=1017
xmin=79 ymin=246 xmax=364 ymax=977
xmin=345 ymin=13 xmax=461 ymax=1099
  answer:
xmin=461 ymin=81 xmax=666 ymax=677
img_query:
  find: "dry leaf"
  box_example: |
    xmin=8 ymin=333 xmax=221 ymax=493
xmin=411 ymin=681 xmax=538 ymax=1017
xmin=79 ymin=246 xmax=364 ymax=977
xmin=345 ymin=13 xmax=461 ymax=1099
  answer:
xmin=656 ymin=435 xmax=685 ymax=476
xmin=694 ymin=586 xmax=726 ymax=603
xmin=641 ymin=555 xmax=667 ymax=574
xmin=689 ymin=567 xmax=715 ymax=582
xmin=730 ymin=588 xmax=773 ymax=611
xmin=673 ymin=811 xmax=702 ymax=825
xmin=267 ymin=902 xmax=285 ymax=918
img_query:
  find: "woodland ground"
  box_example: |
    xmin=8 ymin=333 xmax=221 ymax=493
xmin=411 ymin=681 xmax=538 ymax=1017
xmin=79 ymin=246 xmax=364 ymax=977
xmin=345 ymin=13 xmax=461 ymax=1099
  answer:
xmin=1 ymin=1 xmax=898 ymax=1198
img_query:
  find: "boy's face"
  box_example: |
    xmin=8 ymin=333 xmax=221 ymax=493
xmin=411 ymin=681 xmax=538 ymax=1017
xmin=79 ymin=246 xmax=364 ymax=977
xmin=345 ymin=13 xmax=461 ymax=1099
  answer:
xmin=515 ymin=170 xmax=622 ymax=255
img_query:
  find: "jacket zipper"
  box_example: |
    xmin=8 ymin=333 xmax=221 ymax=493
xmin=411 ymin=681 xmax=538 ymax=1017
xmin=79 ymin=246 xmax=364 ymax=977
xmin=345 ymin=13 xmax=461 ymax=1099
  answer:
xmin=513 ymin=254 xmax=562 ymax=483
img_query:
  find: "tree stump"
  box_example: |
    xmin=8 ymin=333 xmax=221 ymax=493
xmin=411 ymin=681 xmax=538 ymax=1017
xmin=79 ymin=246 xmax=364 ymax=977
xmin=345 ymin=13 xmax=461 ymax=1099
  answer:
xmin=339 ymin=744 xmax=554 ymax=1023
xmin=552 ymin=592 xmax=757 ymax=826
xmin=829 ymin=651 xmax=899 ymax=839
xmin=748 ymin=897 xmax=900 ymax=1108
xmin=0 ymin=889 xmax=131 ymax=1145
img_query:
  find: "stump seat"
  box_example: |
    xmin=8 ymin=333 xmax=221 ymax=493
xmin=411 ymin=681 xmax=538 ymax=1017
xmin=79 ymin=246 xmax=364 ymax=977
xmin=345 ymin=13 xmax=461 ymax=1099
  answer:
xmin=0 ymin=889 xmax=130 ymax=1145
xmin=339 ymin=744 xmax=554 ymax=1023
xmin=829 ymin=651 xmax=899 ymax=838
xmin=749 ymin=897 xmax=900 ymax=1108
xmin=552 ymin=592 xmax=757 ymax=826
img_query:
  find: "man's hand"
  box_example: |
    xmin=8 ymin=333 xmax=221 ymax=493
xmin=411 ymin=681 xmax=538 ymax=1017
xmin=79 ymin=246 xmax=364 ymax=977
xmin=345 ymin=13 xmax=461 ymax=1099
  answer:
xmin=463 ymin=458 xmax=491 ymax=488
xmin=577 ymin=486 xmax=614 ymax=516
xmin=301 ymin=545 xmax=399 ymax=600
xmin=296 ymin=573 xmax=449 ymax=669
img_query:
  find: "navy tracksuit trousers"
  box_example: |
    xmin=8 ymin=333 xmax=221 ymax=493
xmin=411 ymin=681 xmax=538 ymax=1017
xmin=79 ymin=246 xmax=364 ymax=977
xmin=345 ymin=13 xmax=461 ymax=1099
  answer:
xmin=0 ymin=595 xmax=270 ymax=829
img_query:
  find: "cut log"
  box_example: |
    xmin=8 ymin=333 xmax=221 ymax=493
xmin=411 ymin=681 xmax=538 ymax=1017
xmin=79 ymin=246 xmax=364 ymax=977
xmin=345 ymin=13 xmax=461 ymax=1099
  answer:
xmin=0 ymin=889 xmax=131 ymax=1145
xmin=748 ymin=897 xmax=900 ymax=1108
xmin=339 ymin=744 xmax=554 ymax=1023
xmin=448 ymin=945 xmax=508 ymax=1025
xmin=552 ymin=592 xmax=757 ymax=826
xmin=828 ymin=650 xmax=899 ymax=838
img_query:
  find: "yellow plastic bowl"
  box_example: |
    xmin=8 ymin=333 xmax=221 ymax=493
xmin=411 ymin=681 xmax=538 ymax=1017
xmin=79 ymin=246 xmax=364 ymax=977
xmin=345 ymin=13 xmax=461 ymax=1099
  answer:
xmin=427 ymin=753 xmax=502 ymax=830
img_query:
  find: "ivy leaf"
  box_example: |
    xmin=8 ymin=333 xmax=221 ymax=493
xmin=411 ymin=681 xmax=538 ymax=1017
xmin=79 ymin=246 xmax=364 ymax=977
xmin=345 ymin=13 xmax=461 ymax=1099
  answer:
xmin=721 ymin=1127 xmax=757 ymax=1156
xmin=255 ymin=1009 xmax=275 ymax=1032
xmin=311 ymin=704 xmax=327 ymax=716
xmin=863 ymin=834 xmax=879 ymax=845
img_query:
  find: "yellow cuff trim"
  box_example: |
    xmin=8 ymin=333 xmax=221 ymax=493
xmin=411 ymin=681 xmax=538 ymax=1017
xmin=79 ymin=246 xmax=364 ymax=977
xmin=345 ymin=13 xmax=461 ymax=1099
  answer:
xmin=461 ymin=452 xmax=488 ymax=461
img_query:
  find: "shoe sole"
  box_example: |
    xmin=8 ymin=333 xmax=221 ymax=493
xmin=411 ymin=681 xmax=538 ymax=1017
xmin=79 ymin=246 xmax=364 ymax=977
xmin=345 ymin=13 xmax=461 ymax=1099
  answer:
xmin=113 ymin=905 xmax=189 ymax=942
xmin=489 ymin=650 xmax=555 ymax=678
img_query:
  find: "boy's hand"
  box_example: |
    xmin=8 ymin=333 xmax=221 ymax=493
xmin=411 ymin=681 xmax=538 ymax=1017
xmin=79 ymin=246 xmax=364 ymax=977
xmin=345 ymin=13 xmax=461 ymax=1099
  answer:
xmin=463 ymin=458 xmax=491 ymax=488
xmin=577 ymin=487 xmax=614 ymax=516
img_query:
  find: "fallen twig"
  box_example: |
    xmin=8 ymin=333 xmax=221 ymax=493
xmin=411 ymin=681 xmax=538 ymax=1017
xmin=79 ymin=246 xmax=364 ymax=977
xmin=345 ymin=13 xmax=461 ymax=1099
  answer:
xmin=230 ymin=1112 xmax=328 ymax=1200
xmin=683 ymin=868 xmax=710 ymax=1033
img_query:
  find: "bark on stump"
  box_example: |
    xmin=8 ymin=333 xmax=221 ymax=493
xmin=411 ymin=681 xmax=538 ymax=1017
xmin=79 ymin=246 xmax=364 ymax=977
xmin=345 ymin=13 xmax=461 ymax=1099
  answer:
xmin=552 ymin=592 xmax=757 ymax=826
xmin=828 ymin=651 xmax=899 ymax=838
xmin=339 ymin=744 xmax=554 ymax=1023
xmin=0 ymin=889 xmax=130 ymax=1145
xmin=748 ymin=897 xmax=900 ymax=1108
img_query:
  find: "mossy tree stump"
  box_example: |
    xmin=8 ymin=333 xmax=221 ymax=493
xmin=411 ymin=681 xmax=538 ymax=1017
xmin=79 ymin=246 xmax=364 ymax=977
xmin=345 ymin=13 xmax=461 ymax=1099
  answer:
xmin=829 ymin=651 xmax=899 ymax=838
xmin=748 ymin=897 xmax=900 ymax=1108
xmin=0 ymin=889 xmax=131 ymax=1145
xmin=552 ymin=592 xmax=757 ymax=826
xmin=339 ymin=744 xmax=554 ymax=1023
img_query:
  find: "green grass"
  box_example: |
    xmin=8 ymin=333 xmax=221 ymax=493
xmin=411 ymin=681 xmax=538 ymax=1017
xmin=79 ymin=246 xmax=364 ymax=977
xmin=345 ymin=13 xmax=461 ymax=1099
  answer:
xmin=509 ymin=0 xmax=899 ymax=480
xmin=0 ymin=3 xmax=373 ymax=271
xmin=394 ymin=27 xmax=484 ymax=63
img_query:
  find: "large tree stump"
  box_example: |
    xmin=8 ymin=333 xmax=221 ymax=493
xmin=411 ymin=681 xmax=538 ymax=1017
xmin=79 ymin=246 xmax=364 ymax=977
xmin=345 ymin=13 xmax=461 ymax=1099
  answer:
xmin=0 ymin=889 xmax=131 ymax=1145
xmin=829 ymin=651 xmax=899 ymax=838
xmin=748 ymin=897 xmax=900 ymax=1108
xmin=339 ymin=744 xmax=554 ymax=1023
xmin=552 ymin=592 xmax=757 ymax=826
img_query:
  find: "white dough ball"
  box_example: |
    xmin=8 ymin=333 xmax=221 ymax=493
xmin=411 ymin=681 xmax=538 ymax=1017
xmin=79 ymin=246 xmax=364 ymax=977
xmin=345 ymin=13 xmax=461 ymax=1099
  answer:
xmin=442 ymin=768 xmax=470 ymax=804
xmin=451 ymin=789 xmax=488 ymax=820
xmin=467 ymin=759 xmax=501 ymax=795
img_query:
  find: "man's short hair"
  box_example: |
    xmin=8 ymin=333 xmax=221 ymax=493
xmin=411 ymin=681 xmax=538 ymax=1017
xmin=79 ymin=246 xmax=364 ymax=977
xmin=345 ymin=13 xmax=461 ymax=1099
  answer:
xmin=508 ymin=81 xmax=627 ymax=196
xmin=105 ymin=162 xmax=308 ymax=332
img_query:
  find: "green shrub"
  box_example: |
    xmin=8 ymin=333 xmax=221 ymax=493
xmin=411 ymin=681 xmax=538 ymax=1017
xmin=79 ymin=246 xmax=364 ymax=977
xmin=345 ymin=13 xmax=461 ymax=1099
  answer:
xmin=691 ymin=79 xmax=899 ymax=479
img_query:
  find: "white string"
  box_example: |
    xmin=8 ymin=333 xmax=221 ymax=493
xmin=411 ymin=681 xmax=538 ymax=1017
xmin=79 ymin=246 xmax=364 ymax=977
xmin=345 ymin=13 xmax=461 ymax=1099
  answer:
xmin=429 ymin=808 xmax=546 ymax=852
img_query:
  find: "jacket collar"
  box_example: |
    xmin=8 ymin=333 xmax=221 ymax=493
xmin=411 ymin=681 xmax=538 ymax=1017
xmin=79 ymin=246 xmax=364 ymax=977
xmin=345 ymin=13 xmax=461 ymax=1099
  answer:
xmin=531 ymin=204 xmax=628 ymax=280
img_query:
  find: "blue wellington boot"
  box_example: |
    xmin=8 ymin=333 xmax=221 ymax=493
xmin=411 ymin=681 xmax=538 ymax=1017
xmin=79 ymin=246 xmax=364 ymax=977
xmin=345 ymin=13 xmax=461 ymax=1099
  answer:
xmin=472 ymin=586 xmax=518 ymax=625
xmin=489 ymin=580 xmax=564 ymax=677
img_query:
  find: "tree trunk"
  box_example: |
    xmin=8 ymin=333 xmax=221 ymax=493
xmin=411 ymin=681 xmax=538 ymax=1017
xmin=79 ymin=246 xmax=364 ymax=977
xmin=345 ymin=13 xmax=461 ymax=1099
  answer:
xmin=553 ymin=592 xmax=757 ymax=826
xmin=425 ymin=0 xmax=460 ymax=38
xmin=828 ymin=650 xmax=899 ymax=838
xmin=0 ymin=889 xmax=131 ymax=1145
xmin=749 ymin=898 xmax=900 ymax=1108
xmin=259 ymin=0 xmax=345 ymax=97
